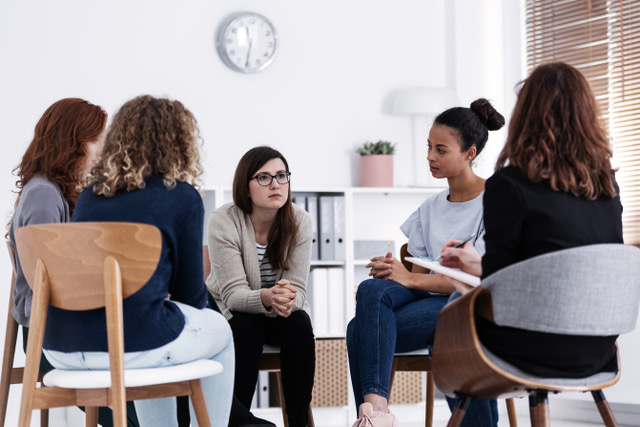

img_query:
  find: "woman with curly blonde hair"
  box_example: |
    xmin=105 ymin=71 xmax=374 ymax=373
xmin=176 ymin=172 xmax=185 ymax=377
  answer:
xmin=41 ymin=95 xmax=234 ymax=427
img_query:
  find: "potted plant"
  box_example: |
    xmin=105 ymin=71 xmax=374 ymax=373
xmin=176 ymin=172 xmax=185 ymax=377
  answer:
xmin=356 ymin=140 xmax=397 ymax=187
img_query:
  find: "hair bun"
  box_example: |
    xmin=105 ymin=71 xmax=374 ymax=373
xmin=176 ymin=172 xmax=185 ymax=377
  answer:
xmin=470 ymin=98 xmax=505 ymax=131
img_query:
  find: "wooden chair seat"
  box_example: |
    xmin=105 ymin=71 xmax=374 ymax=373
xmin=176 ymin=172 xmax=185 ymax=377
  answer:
xmin=44 ymin=359 xmax=222 ymax=389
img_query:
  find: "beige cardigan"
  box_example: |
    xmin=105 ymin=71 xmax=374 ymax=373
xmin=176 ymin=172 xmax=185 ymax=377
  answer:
xmin=206 ymin=202 xmax=313 ymax=320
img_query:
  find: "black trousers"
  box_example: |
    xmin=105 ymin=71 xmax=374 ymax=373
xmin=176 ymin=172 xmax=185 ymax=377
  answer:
xmin=229 ymin=311 xmax=315 ymax=427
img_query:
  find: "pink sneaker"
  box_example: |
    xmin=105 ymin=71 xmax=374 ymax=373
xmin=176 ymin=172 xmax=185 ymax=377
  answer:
xmin=351 ymin=402 xmax=399 ymax=427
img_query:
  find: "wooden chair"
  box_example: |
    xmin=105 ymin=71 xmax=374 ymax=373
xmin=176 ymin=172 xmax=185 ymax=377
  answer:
xmin=0 ymin=241 xmax=48 ymax=427
xmin=203 ymin=245 xmax=315 ymax=427
xmin=432 ymin=244 xmax=640 ymax=427
xmin=396 ymin=243 xmax=517 ymax=427
xmin=15 ymin=222 xmax=224 ymax=427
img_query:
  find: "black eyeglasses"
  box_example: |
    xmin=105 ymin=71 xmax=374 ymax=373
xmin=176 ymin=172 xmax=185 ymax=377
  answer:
xmin=250 ymin=171 xmax=291 ymax=186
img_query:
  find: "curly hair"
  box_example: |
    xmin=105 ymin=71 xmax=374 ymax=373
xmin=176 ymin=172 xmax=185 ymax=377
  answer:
xmin=13 ymin=97 xmax=107 ymax=211
xmin=89 ymin=95 xmax=203 ymax=197
xmin=497 ymin=62 xmax=616 ymax=200
xmin=232 ymin=146 xmax=298 ymax=271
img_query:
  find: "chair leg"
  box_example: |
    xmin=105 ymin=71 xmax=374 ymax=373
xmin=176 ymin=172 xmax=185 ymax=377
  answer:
xmin=0 ymin=311 xmax=19 ymax=427
xmin=529 ymin=391 xmax=550 ymax=427
xmin=505 ymin=398 xmax=518 ymax=427
xmin=276 ymin=371 xmax=288 ymax=427
xmin=447 ymin=397 xmax=470 ymax=427
xmin=307 ymin=406 xmax=315 ymax=427
xmin=425 ymin=371 xmax=434 ymax=427
xmin=40 ymin=409 xmax=49 ymax=427
xmin=85 ymin=407 xmax=98 ymax=426
xmin=190 ymin=380 xmax=212 ymax=427
xmin=592 ymin=390 xmax=618 ymax=427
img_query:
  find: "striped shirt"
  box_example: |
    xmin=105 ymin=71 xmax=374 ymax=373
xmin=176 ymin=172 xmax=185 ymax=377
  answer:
xmin=257 ymin=244 xmax=277 ymax=288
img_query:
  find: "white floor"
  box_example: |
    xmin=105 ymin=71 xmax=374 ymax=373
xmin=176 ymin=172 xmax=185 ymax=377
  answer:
xmin=252 ymin=397 xmax=639 ymax=427
xmin=15 ymin=395 xmax=640 ymax=426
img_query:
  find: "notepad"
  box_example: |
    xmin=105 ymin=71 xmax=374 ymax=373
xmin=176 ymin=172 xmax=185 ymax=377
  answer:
xmin=405 ymin=257 xmax=481 ymax=287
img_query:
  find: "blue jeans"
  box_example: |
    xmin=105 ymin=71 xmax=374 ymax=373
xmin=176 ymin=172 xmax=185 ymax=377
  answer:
xmin=346 ymin=278 xmax=448 ymax=406
xmin=346 ymin=280 xmax=497 ymax=427
xmin=44 ymin=301 xmax=235 ymax=427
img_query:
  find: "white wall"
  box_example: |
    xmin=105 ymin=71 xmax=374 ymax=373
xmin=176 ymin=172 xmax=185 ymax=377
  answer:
xmin=8 ymin=0 xmax=638 ymax=424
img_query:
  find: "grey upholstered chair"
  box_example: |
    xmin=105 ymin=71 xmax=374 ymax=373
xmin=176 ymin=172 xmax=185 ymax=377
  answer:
xmin=432 ymin=243 xmax=640 ymax=427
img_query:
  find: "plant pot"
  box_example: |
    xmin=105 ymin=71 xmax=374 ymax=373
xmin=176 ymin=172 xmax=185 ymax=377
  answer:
xmin=360 ymin=154 xmax=393 ymax=187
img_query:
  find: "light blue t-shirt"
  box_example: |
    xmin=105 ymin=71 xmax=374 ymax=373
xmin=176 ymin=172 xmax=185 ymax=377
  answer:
xmin=400 ymin=189 xmax=485 ymax=261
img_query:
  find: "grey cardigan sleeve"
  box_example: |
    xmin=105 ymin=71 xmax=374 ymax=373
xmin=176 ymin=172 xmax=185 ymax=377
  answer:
xmin=207 ymin=207 xmax=272 ymax=317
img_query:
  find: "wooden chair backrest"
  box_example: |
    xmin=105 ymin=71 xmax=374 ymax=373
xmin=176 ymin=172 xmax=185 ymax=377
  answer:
xmin=203 ymin=245 xmax=211 ymax=280
xmin=400 ymin=243 xmax=412 ymax=271
xmin=15 ymin=222 xmax=161 ymax=311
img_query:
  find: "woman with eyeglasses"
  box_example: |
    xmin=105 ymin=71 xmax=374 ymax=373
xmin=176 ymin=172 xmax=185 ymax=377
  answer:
xmin=207 ymin=146 xmax=315 ymax=427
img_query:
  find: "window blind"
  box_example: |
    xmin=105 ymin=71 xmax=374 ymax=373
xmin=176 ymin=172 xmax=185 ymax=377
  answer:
xmin=525 ymin=0 xmax=640 ymax=244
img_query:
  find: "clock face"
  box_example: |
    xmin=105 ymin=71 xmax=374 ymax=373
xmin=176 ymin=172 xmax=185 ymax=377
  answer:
xmin=218 ymin=13 xmax=277 ymax=73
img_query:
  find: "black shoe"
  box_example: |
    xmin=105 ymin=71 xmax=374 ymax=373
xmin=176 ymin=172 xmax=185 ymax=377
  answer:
xmin=231 ymin=415 xmax=276 ymax=427
xmin=229 ymin=394 xmax=276 ymax=427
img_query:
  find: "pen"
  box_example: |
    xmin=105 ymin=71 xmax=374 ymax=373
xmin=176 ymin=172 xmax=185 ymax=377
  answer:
xmin=433 ymin=233 xmax=477 ymax=262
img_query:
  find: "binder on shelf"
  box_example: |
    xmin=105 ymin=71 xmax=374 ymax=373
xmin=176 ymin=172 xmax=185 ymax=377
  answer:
xmin=306 ymin=195 xmax=320 ymax=261
xmin=332 ymin=195 xmax=346 ymax=261
xmin=310 ymin=268 xmax=329 ymax=336
xmin=319 ymin=196 xmax=335 ymax=261
xmin=293 ymin=195 xmax=307 ymax=210
xmin=327 ymin=268 xmax=345 ymax=336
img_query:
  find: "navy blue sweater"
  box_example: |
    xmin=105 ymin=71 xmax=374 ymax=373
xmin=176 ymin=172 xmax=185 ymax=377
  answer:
xmin=43 ymin=176 xmax=207 ymax=352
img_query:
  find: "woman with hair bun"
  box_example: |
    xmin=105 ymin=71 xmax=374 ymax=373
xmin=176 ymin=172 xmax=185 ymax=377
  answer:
xmin=348 ymin=99 xmax=505 ymax=427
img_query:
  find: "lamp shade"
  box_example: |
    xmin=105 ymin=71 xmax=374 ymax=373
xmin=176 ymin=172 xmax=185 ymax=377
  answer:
xmin=391 ymin=87 xmax=461 ymax=116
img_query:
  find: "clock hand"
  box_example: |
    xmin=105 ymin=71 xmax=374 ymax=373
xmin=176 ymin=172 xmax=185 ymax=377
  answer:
xmin=245 ymin=26 xmax=253 ymax=68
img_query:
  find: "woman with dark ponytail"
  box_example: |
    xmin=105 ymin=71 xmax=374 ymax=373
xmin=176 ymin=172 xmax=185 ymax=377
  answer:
xmin=348 ymin=99 xmax=505 ymax=427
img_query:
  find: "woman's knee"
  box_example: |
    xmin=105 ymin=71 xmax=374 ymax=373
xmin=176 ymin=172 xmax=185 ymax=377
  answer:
xmin=229 ymin=312 xmax=265 ymax=351
xmin=282 ymin=311 xmax=314 ymax=338
xmin=355 ymin=278 xmax=393 ymax=305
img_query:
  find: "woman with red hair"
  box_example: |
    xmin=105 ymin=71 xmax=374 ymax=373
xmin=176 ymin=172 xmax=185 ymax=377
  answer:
xmin=10 ymin=97 xmax=107 ymax=329
xmin=7 ymin=97 xmax=138 ymax=426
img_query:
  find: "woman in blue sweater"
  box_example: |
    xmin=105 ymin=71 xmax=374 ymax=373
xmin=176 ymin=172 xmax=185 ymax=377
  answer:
xmin=41 ymin=95 xmax=234 ymax=427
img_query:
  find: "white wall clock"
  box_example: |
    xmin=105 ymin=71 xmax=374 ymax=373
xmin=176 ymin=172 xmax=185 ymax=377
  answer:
xmin=217 ymin=12 xmax=277 ymax=73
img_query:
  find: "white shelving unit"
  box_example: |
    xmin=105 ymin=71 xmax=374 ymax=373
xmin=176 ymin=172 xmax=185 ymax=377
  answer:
xmin=201 ymin=186 xmax=445 ymax=336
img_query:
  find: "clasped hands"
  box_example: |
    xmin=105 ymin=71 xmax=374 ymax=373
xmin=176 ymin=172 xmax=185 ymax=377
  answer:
xmin=365 ymin=251 xmax=410 ymax=285
xmin=261 ymin=279 xmax=297 ymax=318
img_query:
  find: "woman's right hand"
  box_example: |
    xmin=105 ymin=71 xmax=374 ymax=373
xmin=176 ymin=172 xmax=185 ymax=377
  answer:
xmin=260 ymin=280 xmax=297 ymax=317
xmin=439 ymin=240 xmax=483 ymax=277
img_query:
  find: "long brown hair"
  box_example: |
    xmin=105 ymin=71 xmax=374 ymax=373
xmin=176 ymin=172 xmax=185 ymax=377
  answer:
xmin=89 ymin=95 xmax=203 ymax=197
xmin=13 ymin=97 xmax=107 ymax=211
xmin=232 ymin=146 xmax=298 ymax=271
xmin=496 ymin=62 xmax=616 ymax=200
